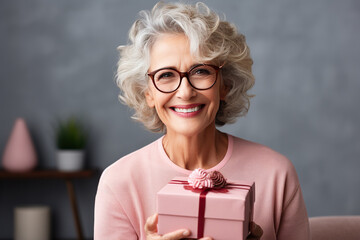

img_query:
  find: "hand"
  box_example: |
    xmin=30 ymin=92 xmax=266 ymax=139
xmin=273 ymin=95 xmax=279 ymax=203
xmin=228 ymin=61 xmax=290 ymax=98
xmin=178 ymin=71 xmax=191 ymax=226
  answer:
xmin=247 ymin=222 xmax=263 ymax=240
xmin=145 ymin=213 xmax=212 ymax=240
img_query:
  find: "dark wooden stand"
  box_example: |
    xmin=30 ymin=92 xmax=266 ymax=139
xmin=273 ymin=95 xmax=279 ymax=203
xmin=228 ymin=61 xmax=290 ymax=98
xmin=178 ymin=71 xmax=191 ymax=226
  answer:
xmin=0 ymin=170 xmax=96 ymax=240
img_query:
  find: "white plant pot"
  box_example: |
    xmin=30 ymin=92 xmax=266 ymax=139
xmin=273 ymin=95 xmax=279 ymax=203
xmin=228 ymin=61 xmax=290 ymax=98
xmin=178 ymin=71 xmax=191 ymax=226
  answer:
xmin=56 ymin=150 xmax=85 ymax=171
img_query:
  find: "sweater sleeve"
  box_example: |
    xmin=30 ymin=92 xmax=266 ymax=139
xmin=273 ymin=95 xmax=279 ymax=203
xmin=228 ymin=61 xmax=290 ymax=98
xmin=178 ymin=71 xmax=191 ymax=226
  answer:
xmin=277 ymin=184 xmax=310 ymax=240
xmin=94 ymin=175 xmax=138 ymax=240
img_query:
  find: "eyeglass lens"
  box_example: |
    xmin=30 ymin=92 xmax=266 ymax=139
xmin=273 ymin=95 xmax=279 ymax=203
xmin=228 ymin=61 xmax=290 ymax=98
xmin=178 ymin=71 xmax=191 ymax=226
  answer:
xmin=153 ymin=65 xmax=218 ymax=92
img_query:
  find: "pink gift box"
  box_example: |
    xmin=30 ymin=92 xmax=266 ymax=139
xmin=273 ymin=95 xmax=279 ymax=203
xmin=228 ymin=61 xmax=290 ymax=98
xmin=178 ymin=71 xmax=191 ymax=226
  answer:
xmin=157 ymin=177 xmax=255 ymax=240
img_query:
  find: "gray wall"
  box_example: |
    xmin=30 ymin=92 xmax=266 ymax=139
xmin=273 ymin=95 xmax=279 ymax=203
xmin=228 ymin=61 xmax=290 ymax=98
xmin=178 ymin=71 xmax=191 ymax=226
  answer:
xmin=1 ymin=0 xmax=359 ymax=238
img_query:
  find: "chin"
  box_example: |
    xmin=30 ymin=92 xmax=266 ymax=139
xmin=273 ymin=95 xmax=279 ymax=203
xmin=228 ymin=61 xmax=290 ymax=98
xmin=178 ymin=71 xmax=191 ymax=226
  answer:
xmin=169 ymin=122 xmax=215 ymax=137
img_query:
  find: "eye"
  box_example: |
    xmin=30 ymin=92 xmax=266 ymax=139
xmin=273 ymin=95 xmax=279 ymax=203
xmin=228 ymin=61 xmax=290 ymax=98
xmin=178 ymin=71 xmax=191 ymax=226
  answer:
xmin=191 ymin=67 xmax=212 ymax=76
xmin=156 ymin=71 xmax=176 ymax=81
xmin=159 ymin=72 xmax=174 ymax=78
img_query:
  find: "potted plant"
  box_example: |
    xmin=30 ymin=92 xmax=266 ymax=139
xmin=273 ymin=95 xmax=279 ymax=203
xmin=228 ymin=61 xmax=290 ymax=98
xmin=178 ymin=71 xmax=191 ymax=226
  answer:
xmin=55 ymin=117 xmax=87 ymax=171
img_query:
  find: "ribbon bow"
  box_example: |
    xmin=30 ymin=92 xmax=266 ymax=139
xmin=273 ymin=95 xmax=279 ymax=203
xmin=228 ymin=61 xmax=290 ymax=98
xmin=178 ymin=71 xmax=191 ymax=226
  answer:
xmin=187 ymin=168 xmax=227 ymax=189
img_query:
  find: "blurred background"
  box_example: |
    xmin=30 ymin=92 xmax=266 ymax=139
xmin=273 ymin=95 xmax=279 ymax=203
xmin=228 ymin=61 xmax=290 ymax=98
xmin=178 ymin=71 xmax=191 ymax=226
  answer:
xmin=1 ymin=0 xmax=359 ymax=239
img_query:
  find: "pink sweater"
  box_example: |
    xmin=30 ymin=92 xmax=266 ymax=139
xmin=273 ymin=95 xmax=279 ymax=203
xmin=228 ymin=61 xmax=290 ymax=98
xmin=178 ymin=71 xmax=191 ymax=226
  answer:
xmin=94 ymin=134 xmax=310 ymax=239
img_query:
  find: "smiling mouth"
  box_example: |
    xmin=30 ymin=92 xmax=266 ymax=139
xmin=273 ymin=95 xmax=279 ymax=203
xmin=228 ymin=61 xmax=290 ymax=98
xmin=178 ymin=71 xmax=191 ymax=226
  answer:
xmin=171 ymin=105 xmax=204 ymax=113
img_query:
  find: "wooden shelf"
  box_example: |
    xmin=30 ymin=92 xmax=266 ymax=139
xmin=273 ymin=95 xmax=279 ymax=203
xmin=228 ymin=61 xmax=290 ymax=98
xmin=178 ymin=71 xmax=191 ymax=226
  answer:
xmin=0 ymin=169 xmax=95 ymax=179
xmin=0 ymin=169 xmax=97 ymax=240
xmin=0 ymin=239 xmax=94 ymax=240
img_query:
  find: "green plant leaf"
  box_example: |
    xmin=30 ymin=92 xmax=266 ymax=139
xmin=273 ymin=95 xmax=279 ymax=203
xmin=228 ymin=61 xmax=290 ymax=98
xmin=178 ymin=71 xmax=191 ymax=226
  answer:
xmin=55 ymin=117 xmax=87 ymax=150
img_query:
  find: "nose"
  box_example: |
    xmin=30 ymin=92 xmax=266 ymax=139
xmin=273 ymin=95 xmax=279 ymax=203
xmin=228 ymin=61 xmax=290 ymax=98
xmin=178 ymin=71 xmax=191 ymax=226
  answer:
xmin=176 ymin=76 xmax=196 ymax=99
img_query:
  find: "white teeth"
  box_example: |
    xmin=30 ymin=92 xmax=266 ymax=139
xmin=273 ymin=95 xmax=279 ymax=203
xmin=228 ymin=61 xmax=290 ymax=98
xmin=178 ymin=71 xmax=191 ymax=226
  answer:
xmin=174 ymin=106 xmax=201 ymax=113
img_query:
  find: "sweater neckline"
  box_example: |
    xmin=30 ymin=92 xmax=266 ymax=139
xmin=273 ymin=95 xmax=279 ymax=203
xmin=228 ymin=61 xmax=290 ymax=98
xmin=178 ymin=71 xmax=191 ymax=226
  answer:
xmin=157 ymin=133 xmax=233 ymax=175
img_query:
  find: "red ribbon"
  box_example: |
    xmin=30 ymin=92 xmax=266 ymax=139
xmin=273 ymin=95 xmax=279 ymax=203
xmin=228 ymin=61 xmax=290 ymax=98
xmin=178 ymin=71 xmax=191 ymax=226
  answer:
xmin=169 ymin=179 xmax=251 ymax=238
xmin=198 ymin=189 xmax=208 ymax=238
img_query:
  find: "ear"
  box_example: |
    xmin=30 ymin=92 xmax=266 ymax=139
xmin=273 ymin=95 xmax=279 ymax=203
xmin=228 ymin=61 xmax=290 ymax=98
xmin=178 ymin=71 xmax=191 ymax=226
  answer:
xmin=219 ymin=84 xmax=228 ymax=101
xmin=145 ymin=89 xmax=155 ymax=108
xmin=218 ymin=74 xmax=228 ymax=100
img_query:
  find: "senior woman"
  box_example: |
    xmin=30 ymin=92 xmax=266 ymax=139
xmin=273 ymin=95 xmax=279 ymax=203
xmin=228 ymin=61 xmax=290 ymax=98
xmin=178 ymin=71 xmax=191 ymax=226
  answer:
xmin=94 ymin=2 xmax=310 ymax=240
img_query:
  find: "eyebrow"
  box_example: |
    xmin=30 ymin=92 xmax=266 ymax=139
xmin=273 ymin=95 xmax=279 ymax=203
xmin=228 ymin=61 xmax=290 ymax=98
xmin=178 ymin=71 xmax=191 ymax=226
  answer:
xmin=149 ymin=63 xmax=204 ymax=72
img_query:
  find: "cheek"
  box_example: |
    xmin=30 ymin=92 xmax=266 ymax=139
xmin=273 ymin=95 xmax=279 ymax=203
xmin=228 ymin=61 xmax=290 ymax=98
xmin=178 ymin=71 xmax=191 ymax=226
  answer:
xmin=203 ymin=91 xmax=221 ymax=113
xmin=152 ymin=93 xmax=172 ymax=111
xmin=145 ymin=85 xmax=165 ymax=109
xmin=210 ymin=86 xmax=223 ymax=104
xmin=211 ymin=90 xmax=223 ymax=114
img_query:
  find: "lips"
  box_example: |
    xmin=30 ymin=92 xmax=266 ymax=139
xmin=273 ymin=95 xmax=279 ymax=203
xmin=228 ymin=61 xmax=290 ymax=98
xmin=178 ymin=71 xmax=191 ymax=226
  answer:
xmin=174 ymin=105 xmax=201 ymax=113
xmin=170 ymin=104 xmax=204 ymax=116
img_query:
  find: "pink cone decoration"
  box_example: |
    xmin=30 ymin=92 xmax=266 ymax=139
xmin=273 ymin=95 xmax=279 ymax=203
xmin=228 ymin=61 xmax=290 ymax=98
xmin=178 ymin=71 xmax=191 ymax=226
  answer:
xmin=2 ymin=118 xmax=37 ymax=172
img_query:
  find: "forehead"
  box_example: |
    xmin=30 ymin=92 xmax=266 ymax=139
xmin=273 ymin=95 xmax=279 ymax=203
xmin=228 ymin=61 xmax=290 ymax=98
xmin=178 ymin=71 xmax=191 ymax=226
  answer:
xmin=149 ymin=33 xmax=202 ymax=71
xmin=151 ymin=34 xmax=190 ymax=54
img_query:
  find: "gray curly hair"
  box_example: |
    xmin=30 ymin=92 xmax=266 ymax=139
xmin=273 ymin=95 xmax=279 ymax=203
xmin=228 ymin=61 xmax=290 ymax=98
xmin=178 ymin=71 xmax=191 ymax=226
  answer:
xmin=116 ymin=1 xmax=255 ymax=132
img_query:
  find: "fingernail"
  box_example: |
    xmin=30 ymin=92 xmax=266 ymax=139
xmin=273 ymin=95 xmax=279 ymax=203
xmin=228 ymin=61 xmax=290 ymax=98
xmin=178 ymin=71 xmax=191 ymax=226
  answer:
xmin=151 ymin=214 xmax=157 ymax=223
xmin=183 ymin=230 xmax=190 ymax=236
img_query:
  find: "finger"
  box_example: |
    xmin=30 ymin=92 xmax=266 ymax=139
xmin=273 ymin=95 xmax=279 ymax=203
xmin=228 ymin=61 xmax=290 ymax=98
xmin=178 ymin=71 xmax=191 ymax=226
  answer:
xmin=161 ymin=229 xmax=191 ymax=240
xmin=145 ymin=214 xmax=158 ymax=234
xmin=250 ymin=222 xmax=263 ymax=237
xmin=247 ymin=222 xmax=263 ymax=239
xmin=199 ymin=237 xmax=213 ymax=240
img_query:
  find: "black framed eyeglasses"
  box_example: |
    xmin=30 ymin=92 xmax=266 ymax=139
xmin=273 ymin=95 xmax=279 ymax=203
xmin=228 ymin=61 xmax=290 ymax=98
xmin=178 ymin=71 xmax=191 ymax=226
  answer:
xmin=147 ymin=64 xmax=223 ymax=93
